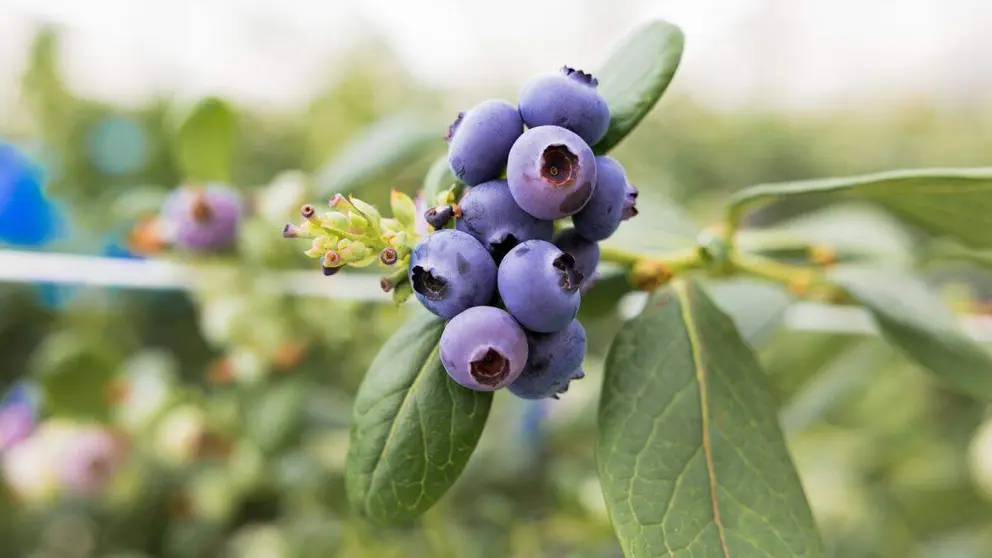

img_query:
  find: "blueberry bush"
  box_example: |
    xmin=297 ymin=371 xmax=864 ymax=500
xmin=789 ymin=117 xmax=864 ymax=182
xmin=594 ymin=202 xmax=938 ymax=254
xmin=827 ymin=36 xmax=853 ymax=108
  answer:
xmin=274 ymin=20 xmax=992 ymax=556
xmin=3 ymin=18 xmax=992 ymax=558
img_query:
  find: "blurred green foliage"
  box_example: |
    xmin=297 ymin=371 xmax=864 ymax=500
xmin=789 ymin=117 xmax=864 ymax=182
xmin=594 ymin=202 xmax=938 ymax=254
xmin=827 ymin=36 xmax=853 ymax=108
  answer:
xmin=2 ymin=24 xmax=992 ymax=558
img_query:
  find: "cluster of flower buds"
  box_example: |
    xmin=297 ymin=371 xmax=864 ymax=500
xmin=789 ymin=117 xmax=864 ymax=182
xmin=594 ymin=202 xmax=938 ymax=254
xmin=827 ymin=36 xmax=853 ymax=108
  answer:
xmin=282 ymin=190 xmax=423 ymax=303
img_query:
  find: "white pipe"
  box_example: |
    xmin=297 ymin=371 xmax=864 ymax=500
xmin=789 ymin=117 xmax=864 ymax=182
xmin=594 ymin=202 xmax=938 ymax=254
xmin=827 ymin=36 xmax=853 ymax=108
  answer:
xmin=1 ymin=249 xmax=990 ymax=341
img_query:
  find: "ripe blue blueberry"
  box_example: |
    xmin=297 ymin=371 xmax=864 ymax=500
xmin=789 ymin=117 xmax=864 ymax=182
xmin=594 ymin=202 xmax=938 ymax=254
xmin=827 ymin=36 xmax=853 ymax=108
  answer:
xmin=439 ymin=306 xmax=528 ymax=391
xmin=553 ymin=228 xmax=600 ymax=283
xmin=161 ymin=184 xmax=243 ymax=252
xmin=518 ymin=67 xmax=610 ymax=146
xmin=506 ymin=126 xmax=597 ymax=221
xmin=455 ymin=179 xmax=554 ymax=263
xmin=446 ymin=99 xmax=524 ymax=186
xmin=572 ymin=156 xmax=629 ymax=241
xmin=408 ymin=229 xmax=497 ymax=319
xmin=508 ymin=319 xmax=586 ymax=400
xmin=622 ymin=183 xmax=639 ymax=220
xmin=498 ymin=240 xmax=583 ymax=333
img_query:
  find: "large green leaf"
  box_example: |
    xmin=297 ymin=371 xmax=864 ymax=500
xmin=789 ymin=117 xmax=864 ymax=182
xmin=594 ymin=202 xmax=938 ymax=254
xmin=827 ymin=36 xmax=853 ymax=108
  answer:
xmin=594 ymin=20 xmax=685 ymax=154
xmin=597 ymin=277 xmax=824 ymax=557
xmin=174 ymin=97 xmax=237 ymax=182
xmin=728 ymin=168 xmax=992 ymax=249
xmin=829 ymin=266 xmax=992 ymax=400
xmin=345 ymin=311 xmax=492 ymax=524
xmin=738 ymin=203 xmax=915 ymax=266
xmin=706 ymin=278 xmax=792 ymax=348
xmin=315 ymin=112 xmax=438 ymax=196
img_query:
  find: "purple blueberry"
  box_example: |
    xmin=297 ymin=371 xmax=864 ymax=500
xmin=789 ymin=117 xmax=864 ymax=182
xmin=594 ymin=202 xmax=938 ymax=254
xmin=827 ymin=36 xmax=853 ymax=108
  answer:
xmin=553 ymin=228 xmax=600 ymax=282
xmin=408 ymin=229 xmax=497 ymax=319
xmin=439 ymin=306 xmax=528 ymax=391
xmin=508 ymin=319 xmax=586 ymax=400
xmin=518 ymin=67 xmax=610 ymax=146
xmin=161 ymin=184 xmax=243 ymax=251
xmin=455 ymin=179 xmax=554 ymax=263
xmin=446 ymin=99 xmax=524 ymax=186
xmin=506 ymin=126 xmax=597 ymax=221
xmin=622 ymin=183 xmax=639 ymax=220
xmin=572 ymin=156 xmax=629 ymax=241
xmin=498 ymin=240 xmax=582 ymax=333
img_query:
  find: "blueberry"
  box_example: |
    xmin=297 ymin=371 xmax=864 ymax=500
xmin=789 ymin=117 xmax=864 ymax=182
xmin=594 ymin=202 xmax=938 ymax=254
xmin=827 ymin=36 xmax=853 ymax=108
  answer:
xmin=446 ymin=99 xmax=524 ymax=186
xmin=455 ymin=179 xmax=554 ymax=263
xmin=408 ymin=229 xmax=497 ymax=319
xmin=553 ymin=228 xmax=600 ymax=282
xmin=518 ymin=66 xmax=610 ymax=146
xmin=439 ymin=306 xmax=528 ymax=391
xmin=506 ymin=126 xmax=597 ymax=221
xmin=572 ymin=156 xmax=629 ymax=241
xmin=622 ymin=183 xmax=639 ymax=220
xmin=161 ymin=184 xmax=243 ymax=251
xmin=498 ymin=240 xmax=582 ymax=333
xmin=508 ymin=319 xmax=586 ymax=400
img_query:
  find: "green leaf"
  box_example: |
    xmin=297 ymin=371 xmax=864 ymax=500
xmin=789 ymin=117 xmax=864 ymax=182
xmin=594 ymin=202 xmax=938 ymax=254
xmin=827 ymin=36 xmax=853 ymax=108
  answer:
xmin=597 ymin=277 xmax=824 ymax=557
xmin=594 ymin=20 xmax=685 ymax=154
xmin=345 ymin=311 xmax=492 ymax=525
xmin=829 ymin=266 xmax=992 ymax=400
xmin=706 ymin=278 xmax=792 ymax=348
xmin=738 ymin=203 xmax=915 ymax=266
xmin=421 ymin=154 xmax=458 ymax=206
xmin=315 ymin=112 xmax=438 ymax=197
xmin=729 ymin=167 xmax=992 ymax=249
xmin=602 ymin=188 xmax=700 ymax=254
xmin=174 ymin=97 xmax=237 ymax=182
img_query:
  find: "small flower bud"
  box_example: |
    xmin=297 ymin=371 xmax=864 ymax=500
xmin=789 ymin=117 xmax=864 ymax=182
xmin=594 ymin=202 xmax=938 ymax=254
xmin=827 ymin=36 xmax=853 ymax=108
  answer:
xmin=328 ymin=194 xmax=348 ymax=209
xmin=390 ymin=189 xmax=417 ymax=228
xmin=320 ymin=212 xmax=349 ymax=234
xmin=380 ymin=247 xmax=399 ymax=266
xmin=391 ymin=279 xmax=413 ymax=305
xmin=281 ymin=223 xmax=300 ymax=238
xmin=349 ymin=197 xmax=382 ymax=229
xmin=322 ymin=250 xmax=341 ymax=268
xmin=347 ymin=212 xmax=369 ymax=233
xmin=380 ymin=267 xmax=408 ymax=293
xmin=300 ymin=204 xmax=317 ymax=221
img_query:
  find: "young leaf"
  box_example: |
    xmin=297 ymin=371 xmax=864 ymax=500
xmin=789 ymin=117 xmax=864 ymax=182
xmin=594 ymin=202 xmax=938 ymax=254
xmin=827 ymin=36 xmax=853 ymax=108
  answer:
xmin=345 ymin=311 xmax=492 ymax=525
xmin=728 ymin=167 xmax=992 ymax=249
xmin=597 ymin=277 xmax=824 ymax=557
xmin=174 ymin=97 xmax=237 ymax=182
xmin=829 ymin=266 xmax=992 ymax=400
xmin=315 ymin=112 xmax=438 ymax=197
xmin=594 ymin=20 xmax=685 ymax=154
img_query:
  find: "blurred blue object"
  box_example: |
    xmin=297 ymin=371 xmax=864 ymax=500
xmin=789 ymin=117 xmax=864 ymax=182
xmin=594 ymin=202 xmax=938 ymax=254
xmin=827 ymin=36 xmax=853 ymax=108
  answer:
xmin=0 ymin=382 xmax=38 ymax=453
xmin=520 ymin=399 xmax=550 ymax=444
xmin=85 ymin=115 xmax=148 ymax=176
xmin=0 ymin=142 xmax=62 ymax=247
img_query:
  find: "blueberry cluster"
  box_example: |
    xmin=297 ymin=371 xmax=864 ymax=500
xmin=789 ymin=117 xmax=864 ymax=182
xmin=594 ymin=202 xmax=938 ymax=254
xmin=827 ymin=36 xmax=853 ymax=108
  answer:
xmin=413 ymin=66 xmax=639 ymax=399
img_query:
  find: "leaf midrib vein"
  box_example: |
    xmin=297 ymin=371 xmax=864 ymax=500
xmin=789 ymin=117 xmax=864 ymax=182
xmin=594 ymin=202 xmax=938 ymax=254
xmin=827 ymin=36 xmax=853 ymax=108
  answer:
xmin=364 ymin=342 xmax=441 ymax=512
xmin=676 ymin=279 xmax=730 ymax=558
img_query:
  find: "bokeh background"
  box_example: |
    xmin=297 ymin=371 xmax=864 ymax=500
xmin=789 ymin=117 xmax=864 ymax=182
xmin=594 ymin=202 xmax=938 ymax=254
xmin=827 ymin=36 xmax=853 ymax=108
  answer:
xmin=1 ymin=1 xmax=992 ymax=557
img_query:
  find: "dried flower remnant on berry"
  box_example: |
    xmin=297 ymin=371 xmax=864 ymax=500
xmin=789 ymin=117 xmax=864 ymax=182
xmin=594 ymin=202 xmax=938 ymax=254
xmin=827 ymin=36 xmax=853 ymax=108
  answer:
xmin=541 ymin=146 xmax=579 ymax=187
xmin=561 ymin=65 xmax=598 ymax=86
xmin=470 ymin=348 xmax=510 ymax=387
